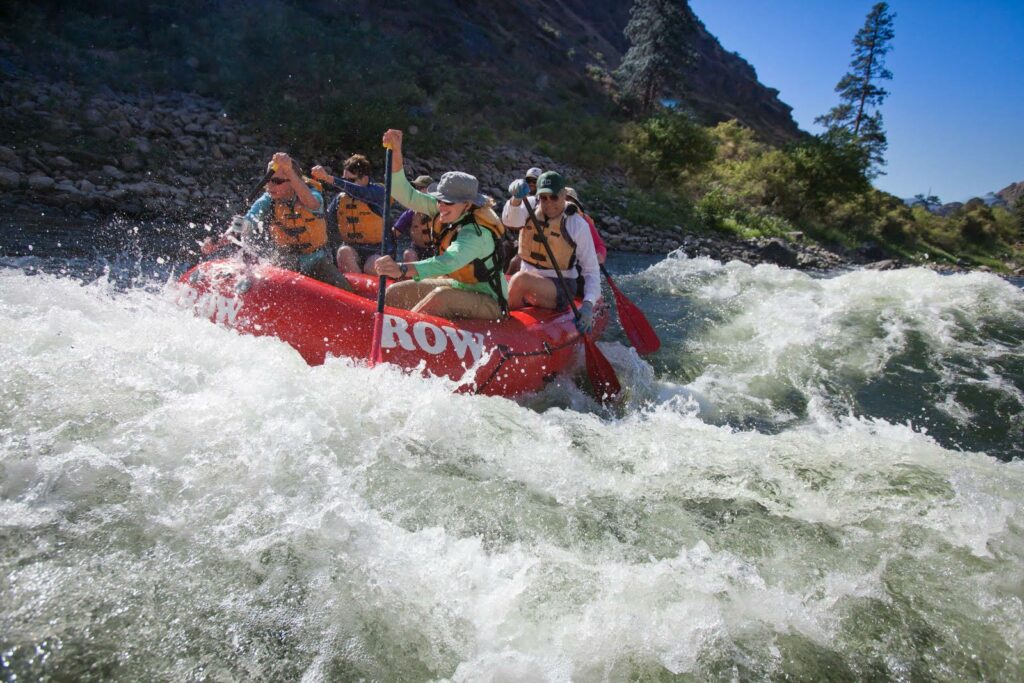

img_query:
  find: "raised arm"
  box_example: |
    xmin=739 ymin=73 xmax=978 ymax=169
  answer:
xmin=381 ymin=129 xmax=438 ymax=216
xmin=272 ymin=152 xmax=321 ymax=212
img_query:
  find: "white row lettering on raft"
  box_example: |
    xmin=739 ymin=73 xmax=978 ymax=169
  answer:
xmin=381 ymin=314 xmax=485 ymax=364
xmin=179 ymin=287 xmax=243 ymax=326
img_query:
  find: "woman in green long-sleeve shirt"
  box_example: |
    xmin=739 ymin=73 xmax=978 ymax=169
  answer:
xmin=374 ymin=129 xmax=509 ymax=320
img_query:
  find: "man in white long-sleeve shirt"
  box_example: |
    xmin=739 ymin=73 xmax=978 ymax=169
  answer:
xmin=502 ymin=171 xmax=601 ymax=334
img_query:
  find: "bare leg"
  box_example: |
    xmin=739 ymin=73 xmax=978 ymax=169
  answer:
xmin=310 ymin=259 xmax=353 ymax=291
xmin=336 ymin=245 xmax=361 ymax=274
xmin=299 ymin=251 xmax=353 ymax=291
xmin=508 ymin=270 xmax=558 ymax=309
xmin=362 ymin=253 xmax=381 ymax=275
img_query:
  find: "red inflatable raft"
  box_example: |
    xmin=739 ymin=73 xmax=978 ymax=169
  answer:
xmin=177 ymin=259 xmax=609 ymax=397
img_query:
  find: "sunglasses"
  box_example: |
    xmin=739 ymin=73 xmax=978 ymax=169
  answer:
xmin=268 ymin=177 xmax=289 ymax=185
xmin=437 ymin=200 xmax=456 ymax=206
xmin=538 ymin=193 xmax=562 ymax=201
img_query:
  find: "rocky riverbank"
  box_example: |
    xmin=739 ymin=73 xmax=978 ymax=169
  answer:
xmin=2 ymin=73 xmax=853 ymax=271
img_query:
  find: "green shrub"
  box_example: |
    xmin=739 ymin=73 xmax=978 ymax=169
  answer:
xmin=1015 ymin=196 xmax=1024 ymax=236
xmin=957 ymin=210 xmax=997 ymax=245
xmin=622 ymin=109 xmax=716 ymax=186
xmin=875 ymin=209 xmax=916 ymax=245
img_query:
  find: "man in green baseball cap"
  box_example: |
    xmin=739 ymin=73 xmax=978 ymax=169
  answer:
xmin=501 ymin=170 xmax=602 ymax=334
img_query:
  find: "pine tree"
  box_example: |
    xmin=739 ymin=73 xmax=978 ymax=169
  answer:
xmin=615 ymin=0 xmax=697 ymax=115
xmin=913 ymin=193 xmax=942 ymax=212
xmin=815 ymin=2 xmax=895 ymax=176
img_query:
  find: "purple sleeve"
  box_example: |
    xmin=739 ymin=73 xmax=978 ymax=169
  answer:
xmin=393 ymin=209 xmax=414 ymax=236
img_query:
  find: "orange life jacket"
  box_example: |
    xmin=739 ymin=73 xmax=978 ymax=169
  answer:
xmin=431 ymin=206 xmax=508 ymax=312
xmin=335 ymin=188 xmax=384 ymax=245
xmin=518 ymin=207 xmax=577 ymax=271
xmin=410 ymin=213 xmax=433 ymax=249
xmin=269 ymin=180 xmax=328 ymax=254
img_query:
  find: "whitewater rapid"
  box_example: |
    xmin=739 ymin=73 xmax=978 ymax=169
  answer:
xmin=2 ymin=254 xmax=1022 ymax=680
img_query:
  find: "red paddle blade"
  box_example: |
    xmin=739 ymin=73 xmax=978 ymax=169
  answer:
xmin=607 ymin=277 xmax=660 ymax=355
xmin=583 ymin=336 xmax=621 ymax=403
xmin=369 ymin=311 xmax=385 ymax=366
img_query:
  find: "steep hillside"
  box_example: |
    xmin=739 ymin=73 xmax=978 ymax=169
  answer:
xmin=0 ymin=0 xmax=801 ymax=149
xmin=360 ymin=0 xmax=802 ymax=144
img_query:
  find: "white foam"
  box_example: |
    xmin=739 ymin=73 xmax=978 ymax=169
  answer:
xmin=2 ymin=267 xmax=1023 ymax=679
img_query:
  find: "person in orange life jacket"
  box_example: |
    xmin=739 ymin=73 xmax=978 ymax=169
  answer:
xmin=373 ymin=128 xmax=510 ymax=321
xmin=202 ymin=152 xmax=352 ymax=291
xmin=392 ymin=174 xmax=436 ymax=262
xmin=565 ymin=187 xmax=607 ymax=265
xmin=500 ymin=166 xmax=543 ymax=274
xmin=503 ymin=171 xmax=602 ymax=334
xmin=311 ymin=154 xmax=387 ymax=275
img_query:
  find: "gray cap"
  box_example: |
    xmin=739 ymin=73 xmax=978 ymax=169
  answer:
xmin=526 ymin=167 xmax=543 ymax=179
xmin=429 ymin=171 xmax=488 ymax=205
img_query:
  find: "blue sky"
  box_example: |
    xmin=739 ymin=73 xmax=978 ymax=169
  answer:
xmin=689 ymin=0 xmax=1024 ymax=202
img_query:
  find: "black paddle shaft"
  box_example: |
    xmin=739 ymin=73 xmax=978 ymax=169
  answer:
xmin=246 ymin=168 xmax=275 ymax=204
xmin=522 ymin=203 xmax=581 ymax=321
xmin=375 ymin=148 xmax=395 ymax=313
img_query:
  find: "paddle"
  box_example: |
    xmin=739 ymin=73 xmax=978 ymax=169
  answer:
xmin=368 ymin=146 xmax=395 ymax=366
xmin=521 ymin=204 xmax=621 ymax=403
xmin=600 ymin=264 xmax=660 ymax=355
xmin=200 ymin=167 xmax=275 ymax=259
xmin=247 ymin=167 xmax=275 ymax=204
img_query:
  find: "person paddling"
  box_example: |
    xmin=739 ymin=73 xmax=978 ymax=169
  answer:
xmin=503 ymin=171 xmax=602 ymax=334
xmin=372 ymin=129 xmax=508 ymax=320
xmin=312 ymin=154 xmax=388 ymax=275
xmin=203 ymin=152 xmax=351 ymax=291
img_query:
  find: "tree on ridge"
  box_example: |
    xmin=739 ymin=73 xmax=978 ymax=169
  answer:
xmin=615 ymin=0 xmax=697 ymax=115
xmin=815 ymin=2 xmax=896 ymax=177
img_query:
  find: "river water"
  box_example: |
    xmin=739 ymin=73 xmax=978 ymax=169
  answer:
xmin=2 ymin=223 xmax=1023 ymax=681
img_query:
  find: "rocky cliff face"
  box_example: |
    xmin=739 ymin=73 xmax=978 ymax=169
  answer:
xmin=562 ymin=1 xmax=803 ymax=143
xmin=322 ymin=0 xmax=801 ymax=143
xmin=997 ymin=181 xmax=1024 ymax=207
xmin=1 ymin=1 xmax=802 ymax=147
xmin=677 ymin=17 xmax=802 ymax=145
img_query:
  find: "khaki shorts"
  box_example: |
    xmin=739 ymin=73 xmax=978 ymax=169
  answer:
xmin=385 ymin=278 xmax=501 ymax=320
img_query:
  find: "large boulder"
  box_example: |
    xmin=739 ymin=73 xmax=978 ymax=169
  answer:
xmin=0 ymin=168 xmax=23 ymax=189
xmin=92 ymin=126 xmax=117 ymax=141
xmin=27 ymin=173 xmax=55 ymax=191
xmin=0 ymin=146 xmax=19 ymax=164
xmin=102 ymin=165 xmax=127 ymax=180
xmin=756 ymin=238 xmax=799 ymax=268
xmin=851 ymin=242 xmax=887 ymax=263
